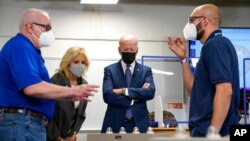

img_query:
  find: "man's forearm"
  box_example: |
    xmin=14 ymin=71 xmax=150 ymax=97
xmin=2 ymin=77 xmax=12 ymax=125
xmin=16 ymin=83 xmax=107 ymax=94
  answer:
xmin=181 ymin=61 xmax=194 ymax=96
xmin=211 ymin=83 xmax=232 ymax=132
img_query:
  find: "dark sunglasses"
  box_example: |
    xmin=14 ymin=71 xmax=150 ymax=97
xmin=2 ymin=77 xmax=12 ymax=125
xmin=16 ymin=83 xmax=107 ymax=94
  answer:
xmin=32 ymin=22 xmax=52 ymax=31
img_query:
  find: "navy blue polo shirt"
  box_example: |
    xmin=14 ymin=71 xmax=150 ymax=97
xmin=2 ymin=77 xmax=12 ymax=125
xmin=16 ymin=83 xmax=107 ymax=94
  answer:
xmin=189 ymin=30 xmax=240 ymax=136
xmin=0 ymin=33 xmax=55 ymax=120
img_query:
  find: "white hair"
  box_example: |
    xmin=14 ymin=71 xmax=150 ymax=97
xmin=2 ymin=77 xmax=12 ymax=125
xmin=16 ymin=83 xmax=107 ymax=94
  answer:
xmin=19 ymin=8 xmax=49 ymax=31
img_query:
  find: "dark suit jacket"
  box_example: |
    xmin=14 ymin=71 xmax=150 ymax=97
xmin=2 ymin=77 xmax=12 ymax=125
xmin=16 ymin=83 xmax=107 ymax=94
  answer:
xmin=46 ymin=73 xmax=88 ymax=140
xmin=101 ymin=60 xmax=155 ymax=133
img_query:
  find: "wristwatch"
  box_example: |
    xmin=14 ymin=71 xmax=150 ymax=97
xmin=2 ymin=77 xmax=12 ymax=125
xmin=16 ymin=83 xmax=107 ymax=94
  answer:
xmin=122 ymin=88 xmax=126 ymax=95
xmin=180 ymin=58 xmax=187 ymax=64
xmin=207 ymin=125 xmax=219 ymax=134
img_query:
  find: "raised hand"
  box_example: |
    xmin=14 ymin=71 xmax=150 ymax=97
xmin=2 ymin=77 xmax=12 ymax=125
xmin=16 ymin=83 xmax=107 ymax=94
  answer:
xmin=167 ymin=36 xmax=186 ymax=60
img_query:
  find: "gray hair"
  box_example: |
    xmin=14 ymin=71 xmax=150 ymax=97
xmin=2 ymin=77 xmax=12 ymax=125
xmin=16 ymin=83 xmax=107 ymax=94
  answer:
xmin=19 ymin=8 xmax=49 ymax=31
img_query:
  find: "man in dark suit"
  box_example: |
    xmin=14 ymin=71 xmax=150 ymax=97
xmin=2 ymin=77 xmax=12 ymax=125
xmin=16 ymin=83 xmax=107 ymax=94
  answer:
xmin=101 ymin=34 xmax=155 ymax=133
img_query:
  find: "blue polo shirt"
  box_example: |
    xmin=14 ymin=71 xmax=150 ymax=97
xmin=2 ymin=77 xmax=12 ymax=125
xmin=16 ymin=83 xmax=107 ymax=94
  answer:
xmin=0 ymin=33 xmax=55 ymax=120
xmin=189 ymin=30 xmax=240 ymax=136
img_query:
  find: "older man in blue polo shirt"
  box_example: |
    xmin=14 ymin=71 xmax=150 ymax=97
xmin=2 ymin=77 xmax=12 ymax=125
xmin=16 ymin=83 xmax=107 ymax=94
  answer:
xmin=0 ymin=8 xmax=99 ymax=141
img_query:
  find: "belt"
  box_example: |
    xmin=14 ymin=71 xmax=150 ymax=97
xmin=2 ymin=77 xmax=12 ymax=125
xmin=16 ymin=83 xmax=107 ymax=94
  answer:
xmin=0 ymin=108 xmax=48 ymax=125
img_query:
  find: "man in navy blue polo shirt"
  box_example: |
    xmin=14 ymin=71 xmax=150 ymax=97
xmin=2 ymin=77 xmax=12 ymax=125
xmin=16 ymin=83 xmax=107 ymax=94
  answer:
xmin=0 ymin=8 xmax=99 ymax=141
xmin=167 ymin=4 xmax=240 ymax=137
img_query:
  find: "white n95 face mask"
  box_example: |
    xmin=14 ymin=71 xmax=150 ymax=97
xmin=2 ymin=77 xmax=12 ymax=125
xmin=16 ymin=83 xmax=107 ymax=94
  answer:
xmin=70 ymin=64 xmax=85 ymax=77
xmin=183 ymin=22 xmax=197 ymax=40
xmin=39 ymin=30 xmax=55 ymax=47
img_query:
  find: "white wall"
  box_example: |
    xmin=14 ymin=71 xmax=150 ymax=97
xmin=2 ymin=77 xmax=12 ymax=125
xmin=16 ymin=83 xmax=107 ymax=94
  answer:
xmin=1 ymin=0 xmax=250 ymax=134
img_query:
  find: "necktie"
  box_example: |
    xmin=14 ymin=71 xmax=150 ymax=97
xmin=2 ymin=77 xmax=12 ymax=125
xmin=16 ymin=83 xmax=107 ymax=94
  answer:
xmin=125 ymin=65 xmax=133 ymax=119
xmin=125 ymin=65 xmax=132 ymax=87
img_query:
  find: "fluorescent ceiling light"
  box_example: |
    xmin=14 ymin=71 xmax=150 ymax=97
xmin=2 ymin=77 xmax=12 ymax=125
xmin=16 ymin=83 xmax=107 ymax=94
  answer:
xmin=152 ymin=69 xmax=174 ymax=76
xmin=80 ymin=0 xmax=118 ymax=4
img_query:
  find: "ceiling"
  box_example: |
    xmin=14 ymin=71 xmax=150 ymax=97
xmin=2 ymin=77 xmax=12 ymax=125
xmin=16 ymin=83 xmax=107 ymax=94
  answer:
xmin=19 ymin=0 xmax=250 ymax=6
xmin=120 ymin=0 xmax=250 ymax=6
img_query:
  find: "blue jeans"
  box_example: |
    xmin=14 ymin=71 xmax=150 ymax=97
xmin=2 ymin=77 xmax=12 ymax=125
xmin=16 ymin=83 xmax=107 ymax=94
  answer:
xmin=0 ymin=112 xmax=46 ymax=141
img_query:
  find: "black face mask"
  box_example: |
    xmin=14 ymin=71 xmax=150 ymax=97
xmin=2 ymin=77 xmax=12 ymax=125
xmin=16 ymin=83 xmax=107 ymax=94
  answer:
xmin=121 ymin=52 xmax=136 ymax=65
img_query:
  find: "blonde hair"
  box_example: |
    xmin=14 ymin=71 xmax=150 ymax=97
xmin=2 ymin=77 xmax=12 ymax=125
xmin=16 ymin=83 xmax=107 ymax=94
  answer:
xmin=56 ymin=47 xmax=90 ymax=79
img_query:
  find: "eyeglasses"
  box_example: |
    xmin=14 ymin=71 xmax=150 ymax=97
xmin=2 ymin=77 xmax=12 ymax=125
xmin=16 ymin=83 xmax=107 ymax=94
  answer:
xmin=32 ymin=22 xmax=52 ymax=31
xmin=188 ymin=16 xmax=205 ymax=23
